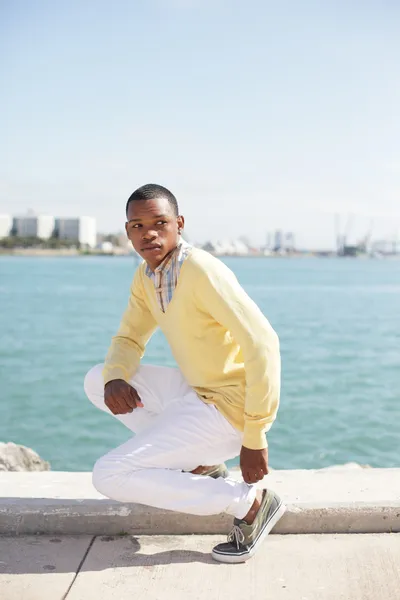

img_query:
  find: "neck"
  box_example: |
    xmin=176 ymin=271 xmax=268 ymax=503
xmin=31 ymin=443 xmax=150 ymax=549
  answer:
xmin=146 ymin=241 xmax=181 ymax=272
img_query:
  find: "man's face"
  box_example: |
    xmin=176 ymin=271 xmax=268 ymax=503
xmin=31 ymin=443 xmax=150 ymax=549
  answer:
xmin=125 ymin=197 xmax=184 ymax=270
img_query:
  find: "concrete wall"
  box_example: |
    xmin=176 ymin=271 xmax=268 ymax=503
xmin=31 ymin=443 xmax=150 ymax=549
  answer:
xmin=1 ymin=468 xmax=399 ymax=536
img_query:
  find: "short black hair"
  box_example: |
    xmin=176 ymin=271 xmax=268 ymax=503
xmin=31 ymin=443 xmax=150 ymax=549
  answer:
xmin=126 ymin=184 xmax=179 ymax=217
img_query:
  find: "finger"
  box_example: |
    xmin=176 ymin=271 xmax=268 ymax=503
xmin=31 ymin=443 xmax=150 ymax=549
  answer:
xmin=129 ymin=387 xmax=144 ymax=408
xmin=241 ymin=467 xmax=251 ymax=484
xmin=114 ymin=392 xmax=132 ymax=414
xmin=244 ymin=470 xmax=258 ymax=484
xmin=122 ymin=390 xmax=136 ymax=409
xmin=243 ymin=473 xmax=252 ymax=484
xmin=261 ymin=460 xmax=269 ymax=475
xmin=250 ymin=470 xmax=264 ymax=484
xmin=104 ymin=393 xmax=115 ymax=412
xmin=115 ymin=389 xmax=134 ymax=412
xmin=121 ymin=397 xmax=134 ymax=413
xmin=121 ymin=387 xmax=141 ymax=410
xmin=120 ymin=398 xmax=134 ymax=413
xmin=106 ymin=398 xmax=119 ymax=415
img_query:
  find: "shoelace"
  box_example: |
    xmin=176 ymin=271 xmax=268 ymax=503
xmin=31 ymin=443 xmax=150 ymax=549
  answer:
xmin=228 ymin=524 xmax=245 ymax=550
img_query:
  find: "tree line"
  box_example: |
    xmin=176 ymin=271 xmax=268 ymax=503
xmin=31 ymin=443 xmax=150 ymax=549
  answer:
xmin=0 ymin=236 xmax=81 ymax=249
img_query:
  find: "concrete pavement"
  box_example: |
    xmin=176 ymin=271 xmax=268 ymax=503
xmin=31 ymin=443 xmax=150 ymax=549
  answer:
xmin=1 ymin=468 xmax=399 ymax=535
xmin=1 ymin=533 xmax=399 ymax=600
xmin=0 ymin=535 xmax=91 ymax=600
xmin=1 ymin=467 xmax=399 ymax=598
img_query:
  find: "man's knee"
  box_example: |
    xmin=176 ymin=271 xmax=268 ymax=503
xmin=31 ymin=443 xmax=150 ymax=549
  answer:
xmin=83 ymin=363 xmax=104 ymax=404
xmin=92 ymin=455 xmax=114 ymax=497
xmin=92 ymin=454 xmax=140 ymax=500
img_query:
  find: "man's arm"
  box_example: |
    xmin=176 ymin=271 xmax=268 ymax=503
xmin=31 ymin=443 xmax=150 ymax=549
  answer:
xmin=195 ymin=264 xmax=281 ymax=481
xmin=103 ymin=267 xmax=157 ymax=386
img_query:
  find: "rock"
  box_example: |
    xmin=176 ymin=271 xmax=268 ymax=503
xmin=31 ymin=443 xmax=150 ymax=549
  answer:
xmin=0 ymin=442 xmax=50 ymax=472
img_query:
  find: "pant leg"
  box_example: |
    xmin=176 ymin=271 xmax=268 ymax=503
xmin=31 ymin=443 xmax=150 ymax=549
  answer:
xmin=92 ymin=389 xmax=255 ymax=519
xmin=84 ymin=363 xmax=192 ymax=434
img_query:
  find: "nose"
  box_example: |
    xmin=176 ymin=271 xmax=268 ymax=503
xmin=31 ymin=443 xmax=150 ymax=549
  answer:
xmin=142 ymin=228 xmax=157 ymax=241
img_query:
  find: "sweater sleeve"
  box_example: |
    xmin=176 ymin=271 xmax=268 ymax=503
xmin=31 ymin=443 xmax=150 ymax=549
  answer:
xmin=195 ymin=264 xmax=281 ymax=450
xmin=103 ymin=267 xmax=157 ymax=385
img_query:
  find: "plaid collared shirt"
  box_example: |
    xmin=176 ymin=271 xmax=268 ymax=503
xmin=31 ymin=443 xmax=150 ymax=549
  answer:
xmin=145 ymin=240 xmax=192 ymax=312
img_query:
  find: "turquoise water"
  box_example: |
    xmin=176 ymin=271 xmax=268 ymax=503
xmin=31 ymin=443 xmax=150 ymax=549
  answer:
xmin=1 ymin=255 xmax=399 ymax=471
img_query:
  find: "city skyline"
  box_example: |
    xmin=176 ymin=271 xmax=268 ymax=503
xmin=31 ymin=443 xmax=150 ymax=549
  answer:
xmin=1 ymin=1 xmax=400 ymax=250
xmin=1 ymin=205 xmax=397 ymax=251
xmin=0 ymin=208 xmax=400 ymax=251
xmin=2 ymin=207 xmax=398 ymax=256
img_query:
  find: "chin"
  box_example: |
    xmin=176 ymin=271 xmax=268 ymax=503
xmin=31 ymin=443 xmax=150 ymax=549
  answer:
xmin=140 ymin=249 xmax=166 ymax=266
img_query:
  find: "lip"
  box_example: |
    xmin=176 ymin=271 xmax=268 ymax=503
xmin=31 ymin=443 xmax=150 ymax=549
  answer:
xmin=141 ymin=244 xmax=162 ymax=252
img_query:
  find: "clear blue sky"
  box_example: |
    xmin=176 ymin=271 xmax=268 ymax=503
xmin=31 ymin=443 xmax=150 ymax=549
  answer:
xmin=1 ymin=0 xmax=399 ymax=248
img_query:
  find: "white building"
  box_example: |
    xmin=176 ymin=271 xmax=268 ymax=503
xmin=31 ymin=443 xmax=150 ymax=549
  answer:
xmin=0 ymin=214 xmax=12 ymax=239
xmin=13 ymin=215 xmax=55 ymax=239
xmin=55 ymin=217 xmax=97 ymax=248
xmin=213 ymin=239 xmax=250 ymax=255
xmin=202 ymin=239 xmax=250 ymax=255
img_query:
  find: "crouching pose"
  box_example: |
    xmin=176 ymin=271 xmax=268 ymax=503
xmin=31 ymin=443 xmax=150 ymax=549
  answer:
xmin=84 ymin=184 xmax=285 ymax=563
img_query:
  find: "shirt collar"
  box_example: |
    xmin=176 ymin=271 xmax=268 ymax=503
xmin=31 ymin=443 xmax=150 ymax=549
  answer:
xmin=145 ymin=240 xmax=188 ymax=278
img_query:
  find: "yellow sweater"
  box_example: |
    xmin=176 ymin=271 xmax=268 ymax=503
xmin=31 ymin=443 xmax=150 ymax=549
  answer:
xmin=103 ymin=248 xmax=281 ymax=450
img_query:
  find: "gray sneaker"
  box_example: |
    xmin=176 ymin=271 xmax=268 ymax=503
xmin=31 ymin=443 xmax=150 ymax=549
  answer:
xmin=184 ymin=464 xmax=229 ymax=479
xmin=212 ymin=489 xmax=286 ymax=563
xmin=202 ymin=464 xmax=229 ymax=479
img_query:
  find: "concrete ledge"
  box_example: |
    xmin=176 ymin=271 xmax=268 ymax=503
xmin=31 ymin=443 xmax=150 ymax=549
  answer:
xmin=0 ymin=468 xmax=399 ymax=536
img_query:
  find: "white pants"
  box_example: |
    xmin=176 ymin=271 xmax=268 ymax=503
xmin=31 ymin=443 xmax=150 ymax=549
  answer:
xmin=84 ymin=364 xmax=256 ymax=519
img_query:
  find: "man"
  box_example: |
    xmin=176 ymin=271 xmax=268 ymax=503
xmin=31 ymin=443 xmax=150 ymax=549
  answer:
xmin=84 ymin=183 xmax=285 ymax=563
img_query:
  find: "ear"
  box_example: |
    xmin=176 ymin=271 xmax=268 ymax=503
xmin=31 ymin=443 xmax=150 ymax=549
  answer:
xmin=125 ymin=222 xmax=129 ymax=237
xmin=177 ymin=215 xmax=185 ymax=231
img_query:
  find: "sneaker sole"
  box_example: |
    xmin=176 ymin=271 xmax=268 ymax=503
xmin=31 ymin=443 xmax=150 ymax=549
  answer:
xmin=211 ymin=501 xmax=287 ymax=564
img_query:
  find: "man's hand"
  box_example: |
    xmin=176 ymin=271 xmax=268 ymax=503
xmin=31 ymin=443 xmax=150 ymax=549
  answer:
xmin=240 ymin=446 xmax=269 ymax=484
xmin=104 ymin=379 xmax=143 ymax=415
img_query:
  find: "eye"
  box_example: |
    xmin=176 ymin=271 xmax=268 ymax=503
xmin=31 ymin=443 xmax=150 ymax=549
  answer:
xmin=157 ymin=220 xmax=167 ymax=226
xmin=131 ymin=224 xmax=141 ymax=229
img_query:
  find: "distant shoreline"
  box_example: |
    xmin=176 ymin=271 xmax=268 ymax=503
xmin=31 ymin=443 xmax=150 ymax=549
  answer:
xmin=1 ymin=248 xmax=331 ymax=258
xmin=0 ymin=248 xmax=81 ymax=257
xmin=0 ymin=248 xmax=132 ymax=257
xmin=1 ymin=248 xmax=399 ymax=259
